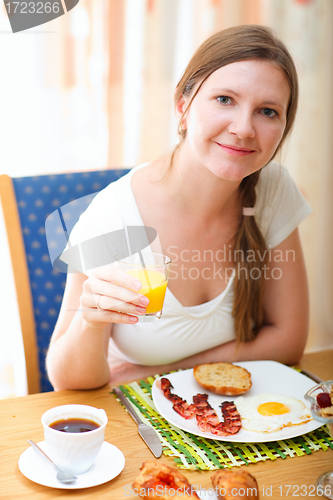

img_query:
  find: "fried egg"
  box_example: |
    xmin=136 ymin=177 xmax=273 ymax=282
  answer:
xmin=235 ymin=393 xmax=312 ymax=433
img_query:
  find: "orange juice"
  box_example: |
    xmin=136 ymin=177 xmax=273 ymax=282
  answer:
xmin=127 ymin=268 xmax=168 ymax=313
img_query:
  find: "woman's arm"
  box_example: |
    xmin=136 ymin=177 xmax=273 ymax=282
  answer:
xmin=108 ymin=228 xmax=309 ymax=384
xmin=46 ymin=266 xmax=149 ymax=390
xmin=46 ymin=273 xmax=112 ymax=390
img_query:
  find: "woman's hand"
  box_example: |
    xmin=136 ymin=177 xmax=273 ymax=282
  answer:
xmin=80 ymin=265 xmax=149 ymax=328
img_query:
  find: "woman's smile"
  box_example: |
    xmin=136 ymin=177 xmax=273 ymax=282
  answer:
xmin=215 ymin=142 xmax=256 ymax=156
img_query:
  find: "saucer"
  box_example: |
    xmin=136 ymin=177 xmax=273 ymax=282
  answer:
xmin=18 ymin=441 xmax=125 ymax=489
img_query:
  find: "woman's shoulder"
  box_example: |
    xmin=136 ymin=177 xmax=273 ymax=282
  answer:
xmin=256 ymin=161 xmax=294 ymax=205
xmin=68 ymin=163 xmax=150 ymax=244
xmin=256 ymin=161 xmax=313 ymax=248
xmin=98 ymin=162 xmax=149 ymax=195
xmin=81 ymin=162 xmax=149 ymax=211
xmin=258 ymin=160 xmax=289 ymax=186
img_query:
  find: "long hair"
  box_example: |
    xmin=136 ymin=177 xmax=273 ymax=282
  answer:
xmin=172 ymin=25 xmax=299 ymax=343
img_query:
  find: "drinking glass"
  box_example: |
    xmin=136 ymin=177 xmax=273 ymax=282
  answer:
xmin=305 ymin=380 xmax=333 ymax=499
xmin=115 ymin=251 xmax=171 ymax=322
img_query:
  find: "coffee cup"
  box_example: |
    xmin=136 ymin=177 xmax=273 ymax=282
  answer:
xmin=41 ymin=404 xmax=108 ymax=475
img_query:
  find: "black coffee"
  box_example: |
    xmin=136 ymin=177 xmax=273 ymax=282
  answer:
xmin=50 ymin=418 xmax=100 ymax=433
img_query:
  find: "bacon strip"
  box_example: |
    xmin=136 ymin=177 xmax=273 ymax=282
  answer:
xmin=193 ymin=395 xmax=241 ymax=436
xmin=157 ymin=377 xmax=242 ymax=435
xmin=220 ymin=401 xmax=242 ymax=435
xmin=158 ymin=377 xmax=197 ymax=419
xmin=193 ymin=393 xmax=220 ymax=429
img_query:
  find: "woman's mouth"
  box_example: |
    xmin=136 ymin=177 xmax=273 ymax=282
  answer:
xmin=216 ymin=143 xmax=255 ymax=156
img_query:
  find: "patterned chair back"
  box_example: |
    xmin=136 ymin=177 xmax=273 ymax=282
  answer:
xmin=12 ymin=169 xmax=130 ymax=392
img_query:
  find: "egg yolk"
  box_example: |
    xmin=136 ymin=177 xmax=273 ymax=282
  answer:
xmin=257 ymin=402 xmax=290 ymax=416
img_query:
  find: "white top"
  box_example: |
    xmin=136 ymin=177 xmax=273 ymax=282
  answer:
xmin=68 ymin=162 xmax=313 ymax=367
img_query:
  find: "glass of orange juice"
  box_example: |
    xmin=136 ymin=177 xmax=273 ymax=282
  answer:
xmin=114 ymin=251 xmax=171 ymax=322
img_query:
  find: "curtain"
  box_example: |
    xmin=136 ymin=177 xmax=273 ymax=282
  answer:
xmin=265 ymin=0 xmax=333 ymax=352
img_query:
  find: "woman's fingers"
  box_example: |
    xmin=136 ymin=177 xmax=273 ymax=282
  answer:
xmin=92 ymin=293 xmax=146 ymax=316
xmin=95 ymin=266 xmax=143 ymax=293
xmin=81 ymin=280 xmax=145 ymax=315
xmin=80 ymin=290 xmax=140 ymax=325
xmin=79 ymin=265 xmax=150 ymax=326
xmin=82 ymin=305 xmax=139 ymax=327
xmin=89 ymin=274 xmax=149 ymax=307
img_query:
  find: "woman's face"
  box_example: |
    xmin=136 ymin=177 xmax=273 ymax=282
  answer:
xmin=178 ymin=59 xmax=290 ymax=182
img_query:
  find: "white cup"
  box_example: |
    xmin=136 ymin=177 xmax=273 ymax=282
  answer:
xmin=41 ymin=404 xmax=108 ymax=475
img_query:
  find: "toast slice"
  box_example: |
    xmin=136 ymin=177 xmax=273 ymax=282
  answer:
xmin=193 ymin=362 xmax=252 ymax=396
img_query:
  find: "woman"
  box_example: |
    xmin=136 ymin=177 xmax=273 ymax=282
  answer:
xmin=47 ymin=25 xmax=312 ymax=390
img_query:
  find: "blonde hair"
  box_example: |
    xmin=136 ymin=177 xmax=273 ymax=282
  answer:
xmin=173 ymin=25 xmax=299 ymax=343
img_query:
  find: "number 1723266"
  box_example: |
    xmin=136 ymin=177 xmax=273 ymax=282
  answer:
xmin=277 ymin=484 xmax=331 ymax=496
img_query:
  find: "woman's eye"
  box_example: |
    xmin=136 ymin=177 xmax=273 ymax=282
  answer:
xmin=262 ymin=108 xmax=277 ymax=118
xmin=217 ymin=96 xmax=231 ymax=104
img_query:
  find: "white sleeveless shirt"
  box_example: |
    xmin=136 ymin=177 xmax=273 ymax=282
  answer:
xmin=68 ymin=162 xmax=312 ymax=366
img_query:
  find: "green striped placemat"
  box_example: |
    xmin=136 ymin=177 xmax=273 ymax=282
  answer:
xmin=112 ymin=376 xmax=333 ymax=470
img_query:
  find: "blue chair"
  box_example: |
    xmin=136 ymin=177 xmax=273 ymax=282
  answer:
xmin=0 ymin=169 xmax=129 ymax=393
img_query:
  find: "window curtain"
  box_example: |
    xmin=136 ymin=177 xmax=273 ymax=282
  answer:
xmin=265 ymin=0 xmax=333 ymax=353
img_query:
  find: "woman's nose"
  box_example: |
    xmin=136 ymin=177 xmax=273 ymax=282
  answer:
xmin=228 ymin=111 xmax=255 ymax=140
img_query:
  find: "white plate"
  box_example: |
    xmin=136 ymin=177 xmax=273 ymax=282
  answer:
xmin=197 ymin=489 xmax=218 ymax=499
xmin=18 ymin=441 xmax=125 ymax=489
xmin=152 ymin=360 xmax=322 ymax=443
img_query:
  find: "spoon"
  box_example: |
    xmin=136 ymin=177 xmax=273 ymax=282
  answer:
xmin=27 ymin=440 xmax=77 ymax=484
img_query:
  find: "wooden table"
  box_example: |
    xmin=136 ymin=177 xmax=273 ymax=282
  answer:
xmin=1 ymin=350 xmax=332 ymax=500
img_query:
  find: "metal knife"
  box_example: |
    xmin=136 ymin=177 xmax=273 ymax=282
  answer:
xmin=300 ymin=369 xmax=323 ymax=384
xmin=113 ymin=387 xmax=162 ymax=458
